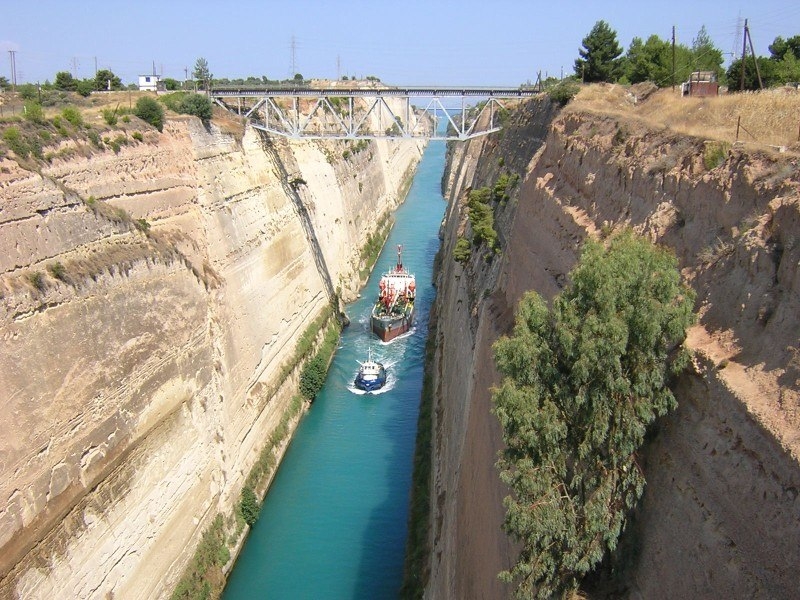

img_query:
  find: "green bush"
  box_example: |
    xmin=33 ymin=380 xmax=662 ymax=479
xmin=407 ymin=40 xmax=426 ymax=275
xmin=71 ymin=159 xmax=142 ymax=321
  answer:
xmin=239 ymin=487 xmax=260 ymax=526
xmin=134 ymin=96 xmax=165 ymax=132
xmin=28 ymin=271 xmax=45 ymax=291
xmin=453 ymin=237 xmax=471 ymax=263
xmin=467 ymin=187 xmax=498 ymax=250
xmin=299 ymin=354 xmax=327 ymax=400
xmin=170 ymin=514 xmax=230 ymax=600
xmin=548 ymin=80 xmax=580 ymax=106
xmin=47 ymin=262 xmax=67 ymax=281
xmin=132 ymin=131 xmax=143 ymax=142
xmin=87 ymin=129 xmax=102 ymax=148
xmin=3 ymin=127 xmax=29 ymax=158
xmin=61 ymin=106 xmax=83 ymax=128
xmin=24 ymin=102 xmax=45 ymax=124
xmin=101 ymin=108 xmax=118 ymax=126
xmin=18 ymin=83 xmax=37 ymax=100
xmin=703 ymin=141 xmax=729 ymax=170
xmin=76 ymin=80 xmax=93 ymax=97
xmin=159 ymin=92 xmax=187 ymax=112
xmin=180 ymin=93 xmax=213 ymax=120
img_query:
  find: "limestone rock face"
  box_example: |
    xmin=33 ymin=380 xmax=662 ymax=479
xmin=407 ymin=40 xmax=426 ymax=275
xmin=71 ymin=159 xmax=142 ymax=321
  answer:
xmin=0 ymin=116 xmax=424 ymax=598
xmin=430 ymin=98 xmax=800 ymax=599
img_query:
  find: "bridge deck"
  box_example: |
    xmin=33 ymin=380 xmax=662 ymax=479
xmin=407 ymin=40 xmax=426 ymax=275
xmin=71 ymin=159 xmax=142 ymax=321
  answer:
xmin=209 ymin=85 xmax=543 ymax=140
xmin=211 ymin=86 xmax=540 ymax=98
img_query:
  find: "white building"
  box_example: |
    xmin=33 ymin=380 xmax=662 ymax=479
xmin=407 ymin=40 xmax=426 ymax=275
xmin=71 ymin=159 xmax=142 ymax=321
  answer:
xmin=138 ymin=75 xmax=161 ymax=92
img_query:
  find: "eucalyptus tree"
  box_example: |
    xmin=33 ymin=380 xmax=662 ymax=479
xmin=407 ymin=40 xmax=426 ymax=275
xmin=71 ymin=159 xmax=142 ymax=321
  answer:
xmin=493 ymin=231 xmax=695 ymax=599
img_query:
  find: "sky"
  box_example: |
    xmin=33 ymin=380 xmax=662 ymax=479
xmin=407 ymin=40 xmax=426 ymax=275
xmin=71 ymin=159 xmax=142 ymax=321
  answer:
xmin=2 ymin=1 xmax=799 ymax=87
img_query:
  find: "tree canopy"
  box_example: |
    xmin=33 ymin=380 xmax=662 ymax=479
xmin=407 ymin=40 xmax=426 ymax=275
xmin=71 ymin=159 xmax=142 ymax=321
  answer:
xmin=193 ymin=57 xmax=212 ymax=90
xmin=54 ymin=71 xmax=78 ymax=91
xmin=574 ymin=20 xmax=624 ymax=83
xmin=493 ymin=231 xmax=695 ymax=599
xmin=94 ymin=69 xmax=123 ymax=91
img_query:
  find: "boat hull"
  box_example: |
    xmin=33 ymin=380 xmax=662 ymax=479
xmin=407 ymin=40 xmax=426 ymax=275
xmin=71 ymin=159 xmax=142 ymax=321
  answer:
xmin=354 ymin=374 xmax=387 ymax=392
xmin=371 ymin=304 xmax=414 ymax=342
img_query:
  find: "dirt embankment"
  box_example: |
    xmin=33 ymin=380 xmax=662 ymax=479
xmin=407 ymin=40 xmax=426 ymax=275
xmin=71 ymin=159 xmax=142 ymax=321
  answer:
xmin=429 ymin=86 xmax=800 ymax=599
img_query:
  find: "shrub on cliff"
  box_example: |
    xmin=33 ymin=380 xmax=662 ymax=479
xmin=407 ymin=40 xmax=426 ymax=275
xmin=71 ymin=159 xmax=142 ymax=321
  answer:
xmin=453 ymin=237 xmax=471 ymax=263
xmin=547 ymin=80 xmax=580 ymax=106
xmin=492 ymin=230 xmax=695 ymax=599
xmin=179 ymin=93 xmax=213 ymax=121
xmin=300 ymin=354 xmax=327 ymax=400
xmin=160 ymin=92 xmax=213 ymax=121
xmin=467 ymin=187 xmax=498 ymax=251
xmin=134 ymin=96 xmax=164 ymax=132
xmin=240 ymin=486 xmax=261 ymax=526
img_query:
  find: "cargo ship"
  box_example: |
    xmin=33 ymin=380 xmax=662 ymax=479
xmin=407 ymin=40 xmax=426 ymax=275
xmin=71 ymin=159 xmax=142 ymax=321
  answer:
xmin=371 ymin=245 xmax=416 ymax=342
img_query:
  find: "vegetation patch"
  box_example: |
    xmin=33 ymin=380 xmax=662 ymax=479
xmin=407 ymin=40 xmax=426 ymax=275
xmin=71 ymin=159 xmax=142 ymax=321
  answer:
xmin=299 ymin=318 xmax=341 ymax=401
xmin=170 ymin=514 xmax=230 ymax=600
xmin=452 ymin=237 xmax=471 ymax=264
xmin=359 ymin=215 xmax=392 ymax=279
xmin=492 ymin=230 xmax=695 ymax=599
xmin=466 ymin=187 xmax=498 ymax=252
xmin=134 ymin=97 xmax=165 ymax=132
xmin=547 ymin=80 xmax=581 ymax=106
xmin=703 ymin=141 xmax=730 ymax=170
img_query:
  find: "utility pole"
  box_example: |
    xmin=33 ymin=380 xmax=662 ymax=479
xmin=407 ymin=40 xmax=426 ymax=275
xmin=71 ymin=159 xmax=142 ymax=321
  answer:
xmin=8 ymin=50 xmax=17 ymax=90
xmin=740 ymin=19 xmax=748 ymax=91
xmin=746 ymin=21 xmax=763 ymax=89
xmin=71 ymin=57 xmax=78 ymax=77
xmin=94 ymin=56 xmax=98 ymax=79
xmin=739 ymin=19 xmax=763 ymax=91
xmin=290 ymin=35 xmax=297 ymax=78
xmin=671 ymin=25 xmax=676 ymax=91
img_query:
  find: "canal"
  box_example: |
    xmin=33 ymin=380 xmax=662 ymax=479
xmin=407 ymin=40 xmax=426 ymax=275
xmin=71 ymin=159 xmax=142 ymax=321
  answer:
xmin=222 ymin=139 xmax=447 ymax=599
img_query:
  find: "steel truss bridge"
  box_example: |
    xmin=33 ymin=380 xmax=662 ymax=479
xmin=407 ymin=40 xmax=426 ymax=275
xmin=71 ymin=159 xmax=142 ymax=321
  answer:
xmin=210 ymin=86 xmax=541 ymax=141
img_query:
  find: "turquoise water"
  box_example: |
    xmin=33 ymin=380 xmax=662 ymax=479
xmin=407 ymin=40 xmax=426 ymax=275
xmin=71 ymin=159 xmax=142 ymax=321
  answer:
xmin=222 ymin=141 xmax=447 ymax=599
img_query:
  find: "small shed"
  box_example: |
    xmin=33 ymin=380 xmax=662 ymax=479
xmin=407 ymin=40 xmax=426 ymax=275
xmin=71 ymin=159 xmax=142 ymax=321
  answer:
xmin=681 ymin=71 xmax=719 ymax=97
xmin=138 ymin=75 xmax=162 ymax=92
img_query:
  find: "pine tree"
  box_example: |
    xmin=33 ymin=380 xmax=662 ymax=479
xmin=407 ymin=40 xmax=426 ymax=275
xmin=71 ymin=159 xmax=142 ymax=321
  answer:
xmin=574 ymin=20 xmax=624 ymax=83
xmin=493 ymin=231 xmax=695 ymax=599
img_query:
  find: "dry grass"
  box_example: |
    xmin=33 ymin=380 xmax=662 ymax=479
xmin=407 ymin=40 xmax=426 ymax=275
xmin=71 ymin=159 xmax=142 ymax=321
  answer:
xmin=568 ymin=83 xmax=800 ymax=151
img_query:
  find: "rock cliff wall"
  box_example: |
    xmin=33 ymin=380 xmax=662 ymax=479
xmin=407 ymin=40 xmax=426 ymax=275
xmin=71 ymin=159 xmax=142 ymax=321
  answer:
xmin=0 ymin=113 xmax=424 ymax=598
xmin=429 ymin=94 xmax=800 ymax=598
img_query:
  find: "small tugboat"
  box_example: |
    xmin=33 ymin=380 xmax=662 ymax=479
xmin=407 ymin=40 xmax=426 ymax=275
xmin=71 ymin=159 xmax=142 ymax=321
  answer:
xmin=371 ymin=245 xmax=416 ymax=342
xmin=354 ymin=347 xmax=387 ymax=392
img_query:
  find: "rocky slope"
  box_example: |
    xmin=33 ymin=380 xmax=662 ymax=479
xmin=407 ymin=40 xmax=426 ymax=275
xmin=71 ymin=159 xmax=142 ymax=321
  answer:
xmin=0 ymin=111 xmax=424 ymax=598
xmin=428 ymin=91 xmax=800 ymax=598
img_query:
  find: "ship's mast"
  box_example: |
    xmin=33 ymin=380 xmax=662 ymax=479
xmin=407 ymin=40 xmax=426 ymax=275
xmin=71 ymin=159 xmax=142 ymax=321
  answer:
xmin=396 ymin=245 xmax=403 ymax=270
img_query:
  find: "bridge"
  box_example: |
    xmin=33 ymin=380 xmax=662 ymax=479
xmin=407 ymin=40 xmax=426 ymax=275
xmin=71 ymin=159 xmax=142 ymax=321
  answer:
xmin=210 ymin=86 xmax=542 ymax=141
